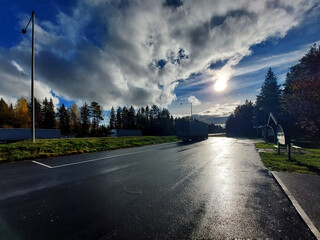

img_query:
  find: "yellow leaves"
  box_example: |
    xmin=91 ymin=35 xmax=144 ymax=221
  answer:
xmin=15 ymin=97 xmax=30 ymax=128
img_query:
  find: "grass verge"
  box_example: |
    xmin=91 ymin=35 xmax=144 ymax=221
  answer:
xmin=0 ymin=136 xmax=178 ymax=163
xmin=255 ymin=142 xmax=320 ymax=175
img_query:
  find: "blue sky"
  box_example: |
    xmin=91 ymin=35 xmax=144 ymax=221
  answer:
xmin=0 ymin=0 xmax=319 ymax=124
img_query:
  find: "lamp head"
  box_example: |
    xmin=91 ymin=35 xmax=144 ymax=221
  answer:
xmin=22 ymin=29 xmax=27 ymax=34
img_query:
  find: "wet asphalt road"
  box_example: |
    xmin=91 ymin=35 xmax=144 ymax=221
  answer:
xmin=0 ymin=137 xmax=315 ymax=239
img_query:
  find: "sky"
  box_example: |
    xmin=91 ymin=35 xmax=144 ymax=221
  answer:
xmin=0 ymin=0 xmax=320 ymax=124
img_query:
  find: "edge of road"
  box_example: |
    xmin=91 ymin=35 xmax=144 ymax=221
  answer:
xmin=270 ymin=171 xmax=320 ymax=240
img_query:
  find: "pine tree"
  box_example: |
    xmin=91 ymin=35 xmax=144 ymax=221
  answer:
xmin=57 ymin=104 xmax=70 ymax=136
xmin=145 ymin=105 xmax=150 ymax=134
xmin=128 ymin=105 xmax=136 ymax=129
xmin=150 ymin=105 xmax=160 ymax=135
xmin=256 ymin=68 xmax=281 ymax=124
xmin=0 ymin=98 xmax=10 ymax=127
xmin=122 ymin=107 xmax=129 ymax=129
xmin=109 ymin=107 xmax=116 ymax=129
xmin=116 ymin=107 xmax=122 ymax=129
xmin=42 ymin=98 xmax=56 ymax=129
xmin=34 ymin=98 xmax=42 ymax=128
xmin=80 ymin=103 xmax=90 ymax=136
xmin=90 ymin=101 xmax=103 ymax=136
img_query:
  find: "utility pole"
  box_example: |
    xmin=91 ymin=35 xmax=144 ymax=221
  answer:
xmin=180 ymin=102 xmax=192 ymax=120
xmin=22 ymin=11 xmax=35 ymax=142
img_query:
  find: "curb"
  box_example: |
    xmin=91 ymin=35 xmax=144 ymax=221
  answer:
xmin=271 ymin=171 xmax=320 ymax=240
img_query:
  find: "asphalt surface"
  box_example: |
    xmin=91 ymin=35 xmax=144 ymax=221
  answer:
xmin=0 ymin=138 xmax=315 ymax=239
xmin=273 ymin=171 xmax=320 ymax=232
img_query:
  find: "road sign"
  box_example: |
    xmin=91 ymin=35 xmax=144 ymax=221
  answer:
xmin=277 ymin=125 xmax=285 ymax=145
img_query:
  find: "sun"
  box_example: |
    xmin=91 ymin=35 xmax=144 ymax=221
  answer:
xmin=214 ymin=72 xmax=228 ymax=91
xmin=214 ymin=79 xmax=227 ymax=91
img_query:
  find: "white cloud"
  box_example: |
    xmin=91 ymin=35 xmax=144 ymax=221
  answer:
xmin=11 ymin=60 xmax=25 ymax=73
xmin=0 ymin=0 xmax=318 ymax=110
xmin=187 ymin=95 xmax=201 ymax=105
xmin=199 ymin=102 xmax=241 ymax=117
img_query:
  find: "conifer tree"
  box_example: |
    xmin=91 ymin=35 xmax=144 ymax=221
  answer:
xmin=57 ymin=104 xmax=70 ymax=136
xmin=116 ymin=107 xmax=122 ymax=129
xmin=256 ymin=68 xmax=281 ymax=124
xmin=80 ymin=103 xmax=90 ymax=136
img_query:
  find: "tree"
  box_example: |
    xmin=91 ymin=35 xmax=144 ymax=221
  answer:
xmin=145 ymin=105 xmax=150 ymax=134
xmin=70 ymin=103 xmax=80 ymax=135
xmin=127 ymin=105 xmax=136 ymax=129
xmin=226 ymin=100 xmax=255 ymax=137
xmin=28 ymin=98 xmax=43 ymax=128
xmin=90 ymin=101 xmax=103 ymax=136
xmin=256 ymin=68 xmax=281 ymax=125
xmin=150 ymin=105 xmax=160 ymax=135
xmin=116 ymin=107 xmax=122 ymax=129
xmin=80 ymin=103 xmax=90 ymax=136
xmin=282 ymin=44 xmax=320 ymax=139
xmin=14 ymin=97 xmax=30 ymax=128
xmin=159 ymin=108 xmax=171 ymax=135
xmin=136 ymin=107 xmax=145 ymax=132
xmin=34 ymin=98 xmax=43 ymax=128
xmin=42 ymin=98 xmax=55 ymax=129
xmin=0 ymin=98 xmax=10 ymax=127
xmin=57 ymin=104 xmax=70 ymax=136
xmin=122 ymin=107 xmax=129 ymax=129
xmin=109 ymin=107 xmax=116 ymax=129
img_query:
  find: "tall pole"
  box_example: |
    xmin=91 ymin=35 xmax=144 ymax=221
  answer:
xmin=31 ymin=11 xmax=35 ymax=142
xmin=22 ymin=11 xmax=35 ymax=142
xmin=180 ymin=102 xmax=193 ymax=121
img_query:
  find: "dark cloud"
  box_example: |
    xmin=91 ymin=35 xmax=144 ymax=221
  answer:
xmin=163 ymin=0 xmax=183 ymax=8
xmin=209 ymin=59 xmax=228 ymax=70
xmin=130 ymin=87 xmax=153 ymax=106
xmin=266 ymin=0 xmax=294 ymax=14
xmin=0 ymin=0 xmax=316 ymax=110
xmin=210 ymin=10 xmax=257 ymax=28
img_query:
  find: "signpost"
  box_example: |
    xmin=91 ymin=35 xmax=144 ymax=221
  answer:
xmin=276 ymin=124 xmax=291 ymax=160
xmin=277 ymin=125 xmax=285 ymax=155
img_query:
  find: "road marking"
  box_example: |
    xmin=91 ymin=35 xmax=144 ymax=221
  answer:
xmin=272 ymin=173 xmax=320 ymax=240
xmin=32 ymin=161 xmax=53 ymax=169
xmin=32 ymin=149 xmax=153 ymax=169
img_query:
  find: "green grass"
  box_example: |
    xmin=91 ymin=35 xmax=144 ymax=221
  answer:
xmin=255 ymin=142 xmax=320 ymax=175
xmin=255 ymin=142 xmax=274 ymax=149
xmin=0 ymin=136 xmax=178 ymax=163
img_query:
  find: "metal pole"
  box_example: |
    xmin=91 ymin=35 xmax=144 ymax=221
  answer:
xmin=190 ymin=103 xmax=192 ymax=117
xmin=22 ymin=11 xmax=35 ymax=142
xmin=31 ymin=11 xmax=35 ymax=142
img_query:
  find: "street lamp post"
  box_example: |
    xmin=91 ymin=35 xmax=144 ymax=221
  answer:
xmin=22 ymin=11 xmax=35 ymax=142
xmin=180 ymin=102 xmax=192 ymax=120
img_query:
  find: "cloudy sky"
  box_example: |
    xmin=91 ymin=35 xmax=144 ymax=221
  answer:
xmin=1 ymin=0 xmax=319 ymax=123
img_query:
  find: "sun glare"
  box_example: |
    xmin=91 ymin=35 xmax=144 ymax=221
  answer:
xmin=214 ymin=71 xmax=229 ymax=91
xmin=214 ymin=79 xmax=227 ymax=91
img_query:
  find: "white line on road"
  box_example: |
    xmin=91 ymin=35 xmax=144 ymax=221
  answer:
xmin=32 ymin=161 xmax=53 ymax=168
xmin=32 ymin=149 xmax=154 ymax=169
xmin=272 ymin=173 xmax=320 ymax=240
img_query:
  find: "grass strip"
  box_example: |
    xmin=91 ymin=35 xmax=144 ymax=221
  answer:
xmin=0 ymin=136 xmax=178 ymax=163
xmin=255 ymin=142 xmax=320 ymax=175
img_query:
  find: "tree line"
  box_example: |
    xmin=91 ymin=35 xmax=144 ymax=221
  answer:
xmin=0 ymin=97 xmax=223 ymax=137
xmin=226 ymin=44 xmax=320 ymax=141
xmin=0 ymin=98 xmax=105 ymax=137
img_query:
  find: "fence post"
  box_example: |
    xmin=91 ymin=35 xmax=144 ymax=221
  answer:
xmin=287 ymin=139 xmax=291 ymax=161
